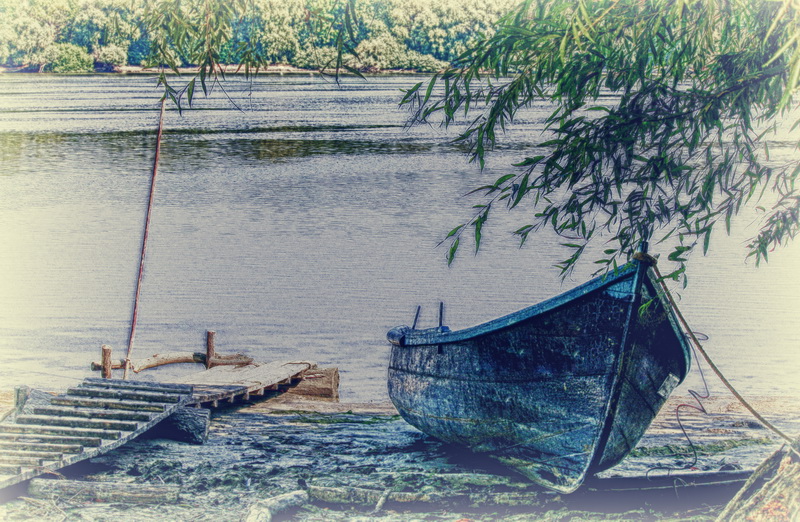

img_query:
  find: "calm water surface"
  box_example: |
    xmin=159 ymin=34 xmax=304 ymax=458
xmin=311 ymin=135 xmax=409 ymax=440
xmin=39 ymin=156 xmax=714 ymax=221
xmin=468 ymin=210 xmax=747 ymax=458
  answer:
xmin=1 ymin=75 xmax=798 ymax=418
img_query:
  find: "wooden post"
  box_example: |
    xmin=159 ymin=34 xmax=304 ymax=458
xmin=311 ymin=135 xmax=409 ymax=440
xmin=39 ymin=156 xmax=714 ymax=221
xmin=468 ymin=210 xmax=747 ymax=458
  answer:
xmin=101 ymin=345 xmax=113 ymax=379
xmin=206 ymin=331 xmax=216 ymax=369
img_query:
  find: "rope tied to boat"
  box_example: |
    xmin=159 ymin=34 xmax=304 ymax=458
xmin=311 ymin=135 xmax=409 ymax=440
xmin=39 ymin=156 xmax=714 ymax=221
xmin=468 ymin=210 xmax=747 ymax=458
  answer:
xmin=649 ymin=262 xmax=800 ymax=459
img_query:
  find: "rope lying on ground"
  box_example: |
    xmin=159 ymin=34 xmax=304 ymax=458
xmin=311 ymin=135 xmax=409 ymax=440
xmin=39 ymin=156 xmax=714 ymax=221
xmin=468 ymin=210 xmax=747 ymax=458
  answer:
xmin=648 ymin=260 xmax=800 ymax=458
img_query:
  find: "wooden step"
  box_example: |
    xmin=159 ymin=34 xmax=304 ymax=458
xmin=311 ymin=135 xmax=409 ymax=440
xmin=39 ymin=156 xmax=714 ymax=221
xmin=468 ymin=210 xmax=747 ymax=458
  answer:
xmin=0 ymin=465 xmax=21 ymax=475
xmin=15 ymin=415 xmax=138 ymax=432
xmin=0 ymin=449 xmax=65 ymax=459
xmin=66 ymin=387 xmax=183 ymax=403
xmin=33 ymin=406 xmax=152 ymax=422
xmin=0 ymin=423 xmax=121 ymax=440
xmin=0 ymin=432 xmax=103 ymax=447
xmin=0 ymin=456 xmax=49 ymax=466
xmin=81 ymin=378 xmax=193 ymax=395
xmin=0 ymin=441 xmax=82 ymax=454
xmin=50 ymin=397 xmax=167 ymax=412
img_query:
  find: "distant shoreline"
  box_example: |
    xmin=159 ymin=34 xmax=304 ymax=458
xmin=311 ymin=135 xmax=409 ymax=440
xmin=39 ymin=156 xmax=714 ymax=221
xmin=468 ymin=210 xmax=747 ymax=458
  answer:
xmin=0 ymin=64 xmax=432 ymax=76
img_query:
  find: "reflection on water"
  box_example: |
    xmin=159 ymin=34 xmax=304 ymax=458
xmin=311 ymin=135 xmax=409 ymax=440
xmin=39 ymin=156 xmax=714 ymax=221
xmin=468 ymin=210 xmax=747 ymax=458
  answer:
xmin=0 ymin=75 xmax=798 ymax=414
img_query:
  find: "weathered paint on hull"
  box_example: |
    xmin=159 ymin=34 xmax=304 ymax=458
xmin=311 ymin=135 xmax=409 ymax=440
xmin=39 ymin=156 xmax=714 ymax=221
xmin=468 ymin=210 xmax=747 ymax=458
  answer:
xmin=387 ymin=262 xmax=691 ymax=493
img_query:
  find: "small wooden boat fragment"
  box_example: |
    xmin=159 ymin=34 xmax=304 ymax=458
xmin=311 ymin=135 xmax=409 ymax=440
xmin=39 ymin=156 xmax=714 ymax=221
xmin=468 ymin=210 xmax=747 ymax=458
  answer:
xmin=387 ymin=253 xmax=691 ymax=493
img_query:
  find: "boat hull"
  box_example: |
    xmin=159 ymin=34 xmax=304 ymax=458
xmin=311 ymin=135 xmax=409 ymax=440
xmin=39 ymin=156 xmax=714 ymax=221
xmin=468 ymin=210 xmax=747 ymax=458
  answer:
xmin=387 ymin=262 xmax=690 ymax=493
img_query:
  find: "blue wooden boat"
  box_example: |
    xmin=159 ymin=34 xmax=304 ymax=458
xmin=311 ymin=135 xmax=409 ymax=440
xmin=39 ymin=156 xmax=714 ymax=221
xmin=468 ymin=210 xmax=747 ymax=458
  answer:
xmin=387 ymin=252 xmax=691 ymax=493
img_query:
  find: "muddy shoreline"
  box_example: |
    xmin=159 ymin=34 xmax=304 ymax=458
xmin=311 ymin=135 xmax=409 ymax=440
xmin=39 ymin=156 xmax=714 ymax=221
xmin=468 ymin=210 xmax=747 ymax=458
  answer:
xmin=0 ymin=391 xmax=796 ymax=521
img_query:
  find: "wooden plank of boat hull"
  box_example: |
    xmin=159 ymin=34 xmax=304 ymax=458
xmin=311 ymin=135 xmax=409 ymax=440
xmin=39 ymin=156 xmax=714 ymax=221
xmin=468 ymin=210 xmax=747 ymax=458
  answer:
xmin=0 ymin=424 xmax=121 ymax=440
xmin=50 ymin=396 xmax=168 ymax=412
xmin=15 ymin=415 xmax=138 ymax=432
xmin=0 ymin=432 xmax=102 ymax=447
xmin=32 ymin=406 xmax=152 ymax=422
xmin=66 ymin=387 xmax=183 ymax=403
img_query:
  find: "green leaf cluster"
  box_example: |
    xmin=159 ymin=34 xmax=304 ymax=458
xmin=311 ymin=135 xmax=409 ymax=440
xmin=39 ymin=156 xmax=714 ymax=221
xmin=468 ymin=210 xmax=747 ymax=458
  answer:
xmin=403 ymin=0 xmax=800 ymax=283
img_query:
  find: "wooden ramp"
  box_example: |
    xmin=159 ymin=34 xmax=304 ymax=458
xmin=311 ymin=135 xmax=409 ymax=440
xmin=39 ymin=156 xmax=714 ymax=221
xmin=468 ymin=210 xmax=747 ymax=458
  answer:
xmin=171 ymin=361 xmax=313 ymax=407
xmin=0 ymin=379 xmax=192 ymax=490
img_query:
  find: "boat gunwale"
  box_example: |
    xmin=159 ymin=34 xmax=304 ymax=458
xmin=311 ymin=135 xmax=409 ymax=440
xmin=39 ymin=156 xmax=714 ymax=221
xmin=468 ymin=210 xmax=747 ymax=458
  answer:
xmin=389 ymin=262 xmax=640 ymax=347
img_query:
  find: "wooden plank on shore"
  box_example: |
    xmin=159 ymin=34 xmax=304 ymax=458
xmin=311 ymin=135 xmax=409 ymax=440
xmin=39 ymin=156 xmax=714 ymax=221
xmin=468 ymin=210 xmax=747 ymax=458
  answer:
xmin=0 ymin=441 xmax=82 ymax=454
xmin=0 ymin=432 xmax=103 ymax=447
xmin=15 ymin=415 xmax=138 ymax=432
xmin=67 ymin=387 xmax=183 ymax=403
xmin=0 ymin=457 xmax=48 ymax=466
xmin=0 ymin=424 xmax=121 ymax=440
xmin=50 ymin=396 xmax=168 ymax=412
xmin=33 ymin=406 xmax=151 ymax=422
xmin=28 ymin=478 xmax=182 ymax=504
xmin=81 ymin=378 xmax=193 ymax=394
xmin=0 ymin=450 xmax=66 ymax=459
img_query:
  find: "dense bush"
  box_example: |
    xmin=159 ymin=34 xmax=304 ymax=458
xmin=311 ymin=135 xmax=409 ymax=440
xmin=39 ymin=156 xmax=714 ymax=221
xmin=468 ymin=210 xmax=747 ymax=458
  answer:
xmin=0 ymin=0 xmax=516 ymax=71
xmin=94 ymin=44 xmax=128 ymax=67
xmin=42 ymin=43 xmax=94 ymax=72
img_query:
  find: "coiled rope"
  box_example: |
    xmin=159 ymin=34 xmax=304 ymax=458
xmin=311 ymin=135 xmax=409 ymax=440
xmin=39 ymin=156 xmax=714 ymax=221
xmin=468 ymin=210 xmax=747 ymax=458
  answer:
xmin=645 ymin=256 xmax=799 ymax=459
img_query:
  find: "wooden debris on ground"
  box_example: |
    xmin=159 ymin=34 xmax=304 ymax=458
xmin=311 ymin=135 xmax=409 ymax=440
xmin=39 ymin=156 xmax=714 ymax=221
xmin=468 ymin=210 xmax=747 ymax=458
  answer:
xmin=245 ymin=490 xmax=309 ymax=522
xmin=285 ymin=368 xmax=339 ymax=399
xmin=715 ymin=438 xmax=800 ymax=521
xmin=27 ymin=478 xmax=181 ymax=504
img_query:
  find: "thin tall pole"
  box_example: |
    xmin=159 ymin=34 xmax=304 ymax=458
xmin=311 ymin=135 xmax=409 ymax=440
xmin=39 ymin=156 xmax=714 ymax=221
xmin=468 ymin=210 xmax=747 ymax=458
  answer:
xmin=124 ymin=97 xmax=167 ymax=379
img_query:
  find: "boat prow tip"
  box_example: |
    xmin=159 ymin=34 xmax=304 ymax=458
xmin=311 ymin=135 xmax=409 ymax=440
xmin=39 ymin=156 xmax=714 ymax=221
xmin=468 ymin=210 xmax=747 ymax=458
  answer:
xmin=387 ymin=326 xmax=410 ymax=346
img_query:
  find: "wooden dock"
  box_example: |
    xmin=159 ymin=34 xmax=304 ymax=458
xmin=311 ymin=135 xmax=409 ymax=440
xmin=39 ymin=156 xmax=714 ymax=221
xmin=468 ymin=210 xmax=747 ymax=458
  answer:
xmin=175 ymin=360 xmax=314 ymax=407
xmin=0 ymin=360 xmax=322 ymax=492
xmin=0 ymin=379 xmax=193 ymax=490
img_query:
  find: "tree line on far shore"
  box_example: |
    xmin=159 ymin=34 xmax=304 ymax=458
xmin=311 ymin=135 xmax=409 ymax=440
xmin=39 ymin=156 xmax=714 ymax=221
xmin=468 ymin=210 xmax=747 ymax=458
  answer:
xmin=0 ymin=0 xmax=517 ymax=73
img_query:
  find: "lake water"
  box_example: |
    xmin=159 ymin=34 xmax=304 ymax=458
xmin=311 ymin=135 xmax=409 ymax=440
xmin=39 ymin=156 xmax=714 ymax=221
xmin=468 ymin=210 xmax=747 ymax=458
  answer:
xmin=0 ymin=74 xmax=798 ymax=417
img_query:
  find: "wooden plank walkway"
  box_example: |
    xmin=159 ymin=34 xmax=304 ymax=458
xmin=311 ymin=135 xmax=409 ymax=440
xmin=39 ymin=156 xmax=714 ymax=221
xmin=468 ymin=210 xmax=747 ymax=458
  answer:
xmin=172 ymin=361 xmax=313 ymax=407
xmin=0 ymin=379 xmax=193 ymax=490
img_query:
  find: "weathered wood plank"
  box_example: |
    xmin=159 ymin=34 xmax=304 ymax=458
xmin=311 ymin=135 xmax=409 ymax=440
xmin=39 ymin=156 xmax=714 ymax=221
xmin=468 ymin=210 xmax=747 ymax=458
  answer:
xmin=285 ymin=368 xmax=339 ymax=399
xmin=15 ymin=414 xmax=139 ymax=432
xmin=0 ymin=432 xmax=102 ymax=447
xmin=0 ymin=449 xmax=65 ymax=459
xmin=66 ymin=387 xmax=182 ymax=403
xmin=33 ymin=406 xmax=151 ymax=422
xmin=0 ymin=424 xmax=121 ymax=440
xmin=50 ymin=396 xmax=167 ymax=412
xmin=28 ymin=478 xmax=181 ymax=504
xmin=0 ymin=456 xmax=48 ymax=466
xmin=715 ymin=439 xmax=800 ymax=521
xmin=0 ymin=441 xmax=82 ymax=453
xmin=81 ymin=378 xmax=193 ymax=394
